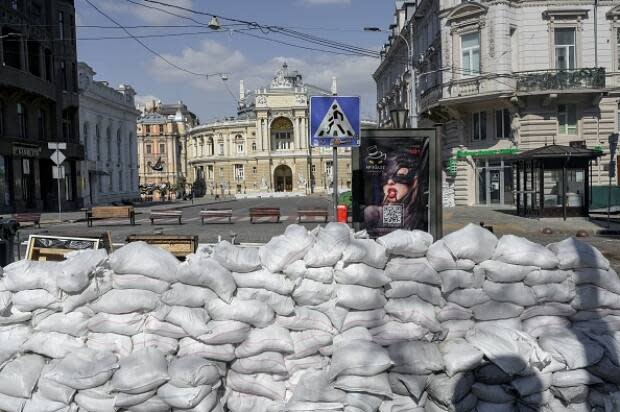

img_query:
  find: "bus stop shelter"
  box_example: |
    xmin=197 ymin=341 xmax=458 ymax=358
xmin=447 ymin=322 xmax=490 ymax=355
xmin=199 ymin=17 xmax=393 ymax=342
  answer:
xmin=514 ymin=145 xmax=602 ymax=220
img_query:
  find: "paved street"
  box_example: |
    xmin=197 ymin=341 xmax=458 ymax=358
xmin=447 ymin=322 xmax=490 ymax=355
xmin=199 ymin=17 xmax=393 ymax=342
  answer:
xmin=11 ymin=196 xmax=620 ymax=270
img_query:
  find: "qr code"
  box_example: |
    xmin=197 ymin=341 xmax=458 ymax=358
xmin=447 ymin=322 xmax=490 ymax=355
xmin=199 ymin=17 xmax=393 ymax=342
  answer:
xmin=383 ymin=204 xmax=403 ymax=227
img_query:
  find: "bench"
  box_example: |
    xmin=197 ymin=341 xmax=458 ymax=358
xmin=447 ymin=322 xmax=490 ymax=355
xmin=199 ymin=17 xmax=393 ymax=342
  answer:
xmin=150 ymin=210 xmax=183 ymax=225
xmin=86 ymin=206 xmax=135 ymax=227
xmin=200 ymin=209 xmax=233 ymax=224
xmin=12 ymin=213 xmax=41 ymax=228
xmin=297 ymin=208 xmax=329 ymax=223
xmin=249 ymin=207 xmax=281 ymax=223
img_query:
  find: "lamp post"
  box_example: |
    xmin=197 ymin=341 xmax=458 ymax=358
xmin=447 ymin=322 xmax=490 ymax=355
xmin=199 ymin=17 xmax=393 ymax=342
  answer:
xmin=365 ymin=23 xmax=417 ymax=128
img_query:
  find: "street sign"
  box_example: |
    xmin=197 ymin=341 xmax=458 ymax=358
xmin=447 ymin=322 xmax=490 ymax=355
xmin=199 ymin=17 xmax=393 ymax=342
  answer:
xmin=51 ymin=150 xmax=66 ymax=166
xmin=52 ymin=165 xmax=65 ymax=179
xmin=310 ymin=96 xmax=361 ymax=147
xmin=48 ymin=142 xmax=67 ymax=150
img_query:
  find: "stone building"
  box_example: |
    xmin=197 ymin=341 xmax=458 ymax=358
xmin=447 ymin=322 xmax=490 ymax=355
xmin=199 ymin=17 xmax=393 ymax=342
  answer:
xmin=0 ymin=0 xmax=83 ymax=212
xmin=78 ymin=63 xmax=139 ymax=207
xmin=375 ymin=0 xmax=620 ymax=209
xmin=187 ymin=63 xmax=361 ymax=196
xmin=137 ymin=101 xmax=198 ymax=192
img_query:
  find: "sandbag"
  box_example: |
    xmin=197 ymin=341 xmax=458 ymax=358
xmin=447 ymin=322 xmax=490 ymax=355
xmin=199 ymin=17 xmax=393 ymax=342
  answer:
xmin=377 ymin=229 xmax=433 ymax=258
xmin=538 ymin=329 xmax=604 ymax=369
xmin=439 ymin=338 xmax=483 ymax=377
xmin=157 ymin=382 xmax=211 ymax=409
xmin=310 ymin=300 xmax=348 ymax=332
xmin=552 ymin=369 xmax=603 ymax=387
xmin=177 ymin=338 xmax=235 ymax=362
xmin=329 ymin=340 xmax=393 ymax=379
xmin=165 ymin=306 xmax=211 ymax=338
xmin=0 ymin=354 xmax=45 ymax=398
xmin=87 ymin=332 xmax=132 ymax=357
xmin=573 ymin=268 xmax=620 ymax=295
xmin=0 ymin=324 xmax=30 ymax=365
xmin=114 ymin=390 xmax=156 ymax=409
xmin=34 ymin=311 xmax=90 ymax=337
xmin=213 ymin=240 xmax=261 ymax=273
xmin=237 ymin=288 xmax=295 ymax=316
xmin=207 ymin=298 xmax=274 ymax=328
xmin=46 ymin=349 xmax=118 ymax=390
xmin=232 ymin=270 xmax=294 ymax=295
xmin=22 ymin=391 xmax=69 ymax=412
xmin=437 ymin=303 xmax=472 ymax=322
xmin=289 ymin=329 xmax=333 ymax=358
xmin=478 ymin=260 xmax=537 ymax=283
xmin=548 ymin=237 xmax=610 ymax=270
xmin=342 ymin=309 xmax=387 ymax=331
xmin=304 ymin=223 xmax=351 ymax=267
xmin=227 ymin=371 xmax=286 ymax=401
xmin=442 ymin=223 xmax=498 ymax=263
xmin=12 ymin=289 xmax=59 ymax=312
xmin=0 ymin=392 xmax=27 ymax=412
xmin=334 ymin=262 xmax=390 ymax=288
xmin=231 ymin=351 xmax=287 ymax=375
xmin=470 ymin=382 xmax=515 ymax=403
xmin=336 ymin=284 xmax=386 ymax=310
xmin=62 ymin=270 xmax=113 ymax=313
xmin=87 ymin=312 xmax=145 ymax=336
xmin=385 ymin=295 xmax=441 ymax=332
xmin=388 ymin=341 xmax=444 ymax=374
xmin=226 ymin=390 xmax=278 ymax=412
xmin=438 ymin=270 xmax=484 ymax=294
xmin=3 ymin=260 xmax=58 ymax=294
xmin=22 ymin=331 xmax=86 ymax=358
xmin=289 ymin=369 xmax=344 ymax=403
xmin=0 ymin=291 xmax=10 ymax=313
xmin=75 ymin=385 xmax=116 ymax=412
xmin=293 ymin=278 xmax=334 ymax=306
xmin=168 ymin=356 xmax=221 ymax=388
xmin=472 ymin=301 xmax=524 ymax=321
xmin=520 ymin=303 xmax=576 ymax=320
xmin=90 ymin=289 xmax=160 ymax=314
xmin=180 ymin=257 xmax=237 ymax=303
xmin=144 ymin=316 xmax=188 ymax=338
xmin=58 ymin=249 xmax=108 ymax=293
xmin=111 ymin=348 xmax=169 ymax=394
xmin=162 ymin=283 xmax=217 ymax=308
xmin=259 ymin=225 xmax=315 ymax=273
xmin=532 ymin=279 xmax=575 ymax=303
xmin=235 ymin=324 xmax=294 ymax=358
xmin=446 ymin=288 xmax=490 ymax=308
xmin=385 ymin=281 xmax=445 ymax=306
xmin=483 ymin=280 xmax=536 ymax=307
xmin=426 ymin=372 xmax=474 ymax=409
xmin=277 ymin=308 xmax=337 ymax=334
xmin=388 ymin=373 xmax=427 ymax=399
xmin=384 ymin=257 xmax=440 ymax=285
xmin=112 ymin=274 xmax=169 ymax=294
xmin=198 ymin=320 xmax=251 ymax=345
xmin=522 ymin=315 xmax=571 ymax=338
xmin=342 ymin=239 xmax=388 ymax=269
xmin=572 ymin=285 xmax=620 ymax=310
xmin=425 ymin=241 xmax=457 ymax=272
xmin=524 ymin=269 xmax=570 ymax=286
xmin=305 ymin=267 xmax=334 ymax=284
xmin=493 ymin=235 xmax=559 ymax=269
xmin=370 ymin=321 xmax=430 ymax=346
xmin=335 ymin=373 xmax=392 ymax=398
xmin=109 ymin=241 xmax=181 ymax=281
xmin=127 ymin=395 xmax=170 ymax=412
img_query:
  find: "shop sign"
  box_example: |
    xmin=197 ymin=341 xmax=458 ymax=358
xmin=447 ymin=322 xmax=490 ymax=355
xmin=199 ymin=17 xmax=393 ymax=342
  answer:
xmin=456 ymin=148 xmax=520 ymax=159
xmin=12 ymin=144 xmax=41 ymax=158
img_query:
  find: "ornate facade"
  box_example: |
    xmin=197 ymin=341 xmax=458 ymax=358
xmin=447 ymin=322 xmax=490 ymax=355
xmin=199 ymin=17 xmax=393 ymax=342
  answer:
xmin=187 ymin=63 xmax=357 ymax=196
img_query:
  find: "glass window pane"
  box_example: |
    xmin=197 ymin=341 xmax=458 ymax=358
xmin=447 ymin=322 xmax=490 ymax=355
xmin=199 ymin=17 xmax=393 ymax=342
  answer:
xmin=462 ymin=32 xmax=479 ymax=48
xmin=496 ymin=110 xmax=502 ymax=138
xmin=504 ymin=109 xmax=511 ymax=137
xmin=481 ymin=111 xmax=487 ymax=140
xmin=463 ymin=51 xmax=471 ymax=73
xmin=555 ymin=47 xmax=567 ymax=69
xmin=555 ymin=28 xmax=575 ymax=46
xmin=472 ymin=49 xmax=480 ymax=73
xmin=568 ymin=46 xmax=575 ymax=69
xmin=473 ymin=113 xmax=479 ymax=140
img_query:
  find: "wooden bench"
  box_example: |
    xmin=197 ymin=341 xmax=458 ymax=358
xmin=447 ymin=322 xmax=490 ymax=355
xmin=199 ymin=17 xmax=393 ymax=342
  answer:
xmin=150 ymin=210 xmax=183 ymax=225
xmin=249 ymin=207 xmax=281 ymax=223
xmin=12 ymin=213 xmax=41 ymax=228
xmin=297 ymin=208 xmax=329 ymax=223
xmin=200 ymin=209 xmax=233 ymax=224
xmin=86 ymin=206 xmax=135 ymax=227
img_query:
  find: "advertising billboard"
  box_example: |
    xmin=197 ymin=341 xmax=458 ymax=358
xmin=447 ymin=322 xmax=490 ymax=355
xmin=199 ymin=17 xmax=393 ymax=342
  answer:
xmin=352 ymin=128 xmax=441 ymax=239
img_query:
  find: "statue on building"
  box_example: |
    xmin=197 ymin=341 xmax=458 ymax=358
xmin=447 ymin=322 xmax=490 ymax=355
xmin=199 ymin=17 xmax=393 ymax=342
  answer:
xmin=260 ymin=176 xmax=268 ymax=190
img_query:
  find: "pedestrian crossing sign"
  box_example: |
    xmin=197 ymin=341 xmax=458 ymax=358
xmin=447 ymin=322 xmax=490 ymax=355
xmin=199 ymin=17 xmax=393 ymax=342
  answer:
xmin=310 ymin=96 xmax=361 ymax=147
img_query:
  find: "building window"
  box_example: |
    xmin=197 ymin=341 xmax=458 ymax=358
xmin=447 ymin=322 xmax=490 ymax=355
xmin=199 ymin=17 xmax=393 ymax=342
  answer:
xmin=234 ymin=164 xmax=244 ymax=181
xmin=237 ymin=143 xmax=244 ymax=153
xmin=38 ymin=109 xmax=46 ymax=140
xmin=252 ymin=166 xmax=257 ymax=174
xmin=159 ymin=124 xmax=164 ymax=135
xmin=461 ymin=32 xmax=480 ymax=76
xmin=251 ymin=142 xmax=257 ymax=151
xmin=219 ymin=143 xmax=224 ymax=155
xmin=60 ymin=61 xmax=67 ymax=90
xmin=96 ymin=124 xmax=101 ymax=160
xmin=311 ymin=164 xmax=316 ymax=173
xmin=555 ymin=28 xmax=576 ymax=70
xmin=17 ymin=103 xmax=27 ymax=138
xmin=58 ymin=11 xmax=64 ymax=40
xmin=472 ymin=111 xmax=487 ymax=141
xmin=207 ymin=165 xmax=213 ymax=179
xmin=495 ymin=108 xmax=511 ymax=139
xmin=558 ymin=104 xmax=577 ymax=135
xmin=273 ymin=131 xmax=292 ymax=150
xmin=159 ymin=143 xmax=165 ymax=154
xmin=146 ymin=144 xmax=152 ymax=154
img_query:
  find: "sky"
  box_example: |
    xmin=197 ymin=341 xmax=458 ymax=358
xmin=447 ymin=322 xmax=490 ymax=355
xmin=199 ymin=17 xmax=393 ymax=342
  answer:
xmin=75 ymin=0 xmax=395 ymax=123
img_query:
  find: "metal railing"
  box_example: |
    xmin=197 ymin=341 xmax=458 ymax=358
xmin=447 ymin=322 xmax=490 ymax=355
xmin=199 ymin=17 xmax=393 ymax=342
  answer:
xmin=516 ymin=68 xmax=605 ymax=93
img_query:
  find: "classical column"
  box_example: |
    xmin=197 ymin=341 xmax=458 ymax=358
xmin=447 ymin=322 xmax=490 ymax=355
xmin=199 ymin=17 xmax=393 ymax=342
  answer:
xmin=263 ymin=119 xmax=269 ymax=153
xmin=294 ymin=117 xmax=300 ymax=150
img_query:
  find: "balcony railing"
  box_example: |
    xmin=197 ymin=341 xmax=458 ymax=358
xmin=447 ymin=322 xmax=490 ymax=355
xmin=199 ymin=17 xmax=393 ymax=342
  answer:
xmin=515 ymin=68 xmax=605 ymax=93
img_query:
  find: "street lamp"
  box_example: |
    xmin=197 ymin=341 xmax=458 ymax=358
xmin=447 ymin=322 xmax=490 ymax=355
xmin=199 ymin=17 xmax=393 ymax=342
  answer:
xmin=364 ymin=25 xmax=417 ymax=128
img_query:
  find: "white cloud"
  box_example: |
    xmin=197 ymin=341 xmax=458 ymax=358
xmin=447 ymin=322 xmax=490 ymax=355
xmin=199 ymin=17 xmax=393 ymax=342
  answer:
xmin=100 ymin=0 xmax=195 ymax=25
xmin=301 ymin=0 xmax=351 ymax=4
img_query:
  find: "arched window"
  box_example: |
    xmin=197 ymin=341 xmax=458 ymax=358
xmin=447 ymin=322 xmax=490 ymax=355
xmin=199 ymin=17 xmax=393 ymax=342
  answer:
xmin=271 ymin=117 xmax=293 ymax=151
xmin=251 ymin=142 xmax=257 ymax=151
xmin=207 ymin=137 xmax=214 ymax=156
xmin=235 ymin=134 xmax=244 ymax=154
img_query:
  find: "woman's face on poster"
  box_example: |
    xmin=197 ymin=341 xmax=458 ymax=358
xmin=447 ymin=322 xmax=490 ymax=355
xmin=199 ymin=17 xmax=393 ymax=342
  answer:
xmin=383 ymin=167 xmax=413 ymax=202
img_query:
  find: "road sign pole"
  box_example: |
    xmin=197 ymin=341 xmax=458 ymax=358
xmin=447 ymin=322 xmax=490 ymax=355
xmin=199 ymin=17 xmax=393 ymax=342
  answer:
xmin=333 ymin=146 xmax=338 ymax=221
xmin=57 ymin=176 xmax=62 ymax=223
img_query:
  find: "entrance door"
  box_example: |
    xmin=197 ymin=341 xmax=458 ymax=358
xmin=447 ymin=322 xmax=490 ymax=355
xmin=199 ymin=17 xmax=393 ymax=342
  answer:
xmin=476 ymin=159 xmax=513 ymax=206
xmin=489 ymin=169 xmax=502 ymax=204
xmin=274 ymin=165 xmax=293 ymax=192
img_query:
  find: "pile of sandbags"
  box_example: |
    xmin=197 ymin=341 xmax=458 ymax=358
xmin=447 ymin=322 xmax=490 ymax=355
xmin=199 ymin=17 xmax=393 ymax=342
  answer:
xmin=1 ymin=222 xmax=620 ymax=412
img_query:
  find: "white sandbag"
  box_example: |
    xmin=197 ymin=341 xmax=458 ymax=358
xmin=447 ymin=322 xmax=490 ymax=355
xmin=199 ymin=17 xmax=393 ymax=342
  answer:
xmin=289 ymin=330 xmax=333 ymax=358
xmin=37 ymin=363 xmax=75 ymax=405
xmin=521 ymin=303 xmax=576 ymax=320
xmin=532 ymin=279 xmax=575 ymax=303
xmin=22 ymin=331 xmax=86 ymax=358
xmin=177 ymin=338 xmax=235 ymax=362
xmin=227 ymin=371 xmax=286 ymax=401
xmin=207 ymin=298 xmax=274 ymax=328
xmin=370 ymin=321 xmax=430 ymax=346
xmin=304 ymin=223 xmax=351 ymax=267
xmin=87 ymin=312 xmax=145 ymax=336
xmin=289 ymin=369 xmax=344 ymax=403
xmin=437 ymin=303 xmax=472 ymax=322
xmin=342 ymin=309 xmax=387 ymax=331
xmin=285 ymin=355 xmax=329 ymax=375
xmin=0 ymin=306 xmax=32 ymax=325
xmin=493 ymin=235 xmax=559 ymax=269
xmin=472 ymin=301 xmax=524 ymax=320
xmin=388 ymin=372 xmax=428 ymax=399
xmin=309 ymin=300 xmax=348 ymax=332
xmin=552 ymin=369 xmax=603 ymax=387
xmin=336 ymin=285 xmax=386 ymax=310
xmin=62 ymin=270 xmax=113 ymax=313
xmin=385 ymin=257 xmax=440 ymax=285
xmin=334 ymin=262 xmax=390 ymax=288
xmin=232 ymin=270 xmax=294 ymax=295
xmin=426 ymin=373 xmax=474 ymax=410
xmin=226 ymin=390 xmax=279 ymax=412
xmin=438 ymin=270 xmax=484 ymax=294
xmin=168 ymin=356 xmax=221 ymax=388
xmin=75 ymin=384 xmax=116 ymax=412
xmin=213 ymin=240 xmax=261 ymax=273
xmin=46 ymin=349 xmax=118 ymax=390
xmin=165 ymin=306 xmax=210 ymax=337
xmin=0 ymin=324 xmax=30 ymax=365
xmin=162 ymin=283 xmax=218 ymax=308
xmin=385 ymin=281 xmax=445 ymax=306
xmin=305 ymin=267 xmax=334 ymax=284
xmin=109 ymin=241 xmax=181 ymax=281
xmin=425 ymin=241 xmax=457 ymax=272
xmin=132 ymin=332 xmax=179 ymax=355
xmin=34 ymin=311 xmax=90 ymax=337
xmin=293 ymin=278 xmax=334 ymax=306
xmin=283 ymin=260 xmax=307 ymax=280
xmin=332 ymin=326 xmax=373 ymax=349
xmin=335 ymin=373 xmax=392 ymax=398
xmin=175 ymin=390 xmax=219 ymax=412
xmin=0 ymin=393 xmax=27 ymax=412
xmin=3 ymin=260 xmax=58 ymax=293
xmin=231 ymin=351 xmax=287 ymax=375
xmin=111 ymin=348 xmax=169 ymax=394
xmin=90 ymin=289 xmax=159 ymax=314
xmin=57 ymin=249 xmax=107 ymax=293
xmin=377 ymin=229 xmax=433 ymax=258
xmin=23 ymin=391 xmax=69 ymax=412
xmin=574 ymin=315 xmax=620 ymax=334
xmin=329 ymin=340 xmax=393 ymax=379
xmin=522 ymin=315 xmax=571 ymax=338
xmin=573 ymin=268 xmax=620 ymax=294
xmin=277 ymin=308 xmax=337 ymax=334
xmin=12 ymin=289 xmax=59 ymax=312
xmin=181 ymin=256 xmax=237 ymax=302
xmin=127 ymin=395 xmax=170 ymax=412
xmin=236 ymin=324 xmax=294 ymax=358
xmin=286 ymin=401 xmax=343 ymax=411
xmin=236 ymin=288 xmax=294 ymax=316
xmin=199 ymin=320 xmax=251 ymax=345
xmin=572 ymin=285 xmax=620 ymax=310
xmin=112 ymin=274 xmax=169 ymax=294
xmin=342 ymin=239 xmax=387 ymax=269
xmin=478 ymin=260 xmax=537 ymax=283
xmin=0 ymin=291 xmax=10 ymax=313
xmin=379 ymin=394 xmax=424 ymax=412
xmin=439 ymin=338 xmax=483 ymax=377
xmin=259 ymin=225 xmax=315 ymax=273
xmin=548 ymin=237 xmax=610 ymax=270
xmin=443 ymin=223 xmax=498 ymax=263
xmin=0 ymin=354 xmax=45 ymax=398
xmin=446 ymin=288 xmax=490 ymax=308
xmin=87 ymin=332 xmax=132 ymax=357
xmin=114 ymin=390 xmax=156 ymax=409
xmin=441 ymin=319 xmax=475 ymax=340
xmin=509 ymin=370 xmax=552 ymax=397
xmin=524 ymin=269 xmax=571 ymax=286
xmin=157 ymin=382 xmax=211 ymax=409
xmin=483 ymin=280 xmax=537 ymax=307
xmin=476 ymin=317 xmax=522 ymax=332
xmin=388 ymin=341 xmax=443 ymax=374
xmin=384 ymin=295 xmax=441 ymax=332
xmin=538 ymin=329 xmax=604 ymax=369
xmin=144 ymin=316 xmax=188 ymax=338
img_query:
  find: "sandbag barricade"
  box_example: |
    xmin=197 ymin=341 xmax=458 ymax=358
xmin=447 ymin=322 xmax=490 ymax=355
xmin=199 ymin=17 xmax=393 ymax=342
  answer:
xmin=0 ymin=222 xmax=619 ymax=411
